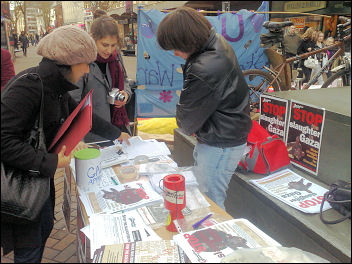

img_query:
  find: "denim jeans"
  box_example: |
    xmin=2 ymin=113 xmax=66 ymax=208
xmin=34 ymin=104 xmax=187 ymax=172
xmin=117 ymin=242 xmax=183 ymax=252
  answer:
xmin=193 ymin=142 xmax=247 ymax=210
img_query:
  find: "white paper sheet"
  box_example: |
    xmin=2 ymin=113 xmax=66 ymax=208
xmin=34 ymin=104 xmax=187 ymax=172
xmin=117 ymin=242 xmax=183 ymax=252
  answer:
xmin=89 ymin=210 xmax=161 ymax=259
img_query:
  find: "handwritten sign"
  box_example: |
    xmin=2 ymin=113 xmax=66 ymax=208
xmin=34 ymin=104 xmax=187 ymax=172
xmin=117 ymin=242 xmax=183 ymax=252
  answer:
xmin=286 ymin=100 xmax=325 ymax=175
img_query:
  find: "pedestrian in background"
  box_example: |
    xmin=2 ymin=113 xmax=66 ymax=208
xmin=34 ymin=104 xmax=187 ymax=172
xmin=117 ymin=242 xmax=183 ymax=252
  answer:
xmin=297 ymin=27 xmax=316 ymax=84
xmin=1 ymin=25 xmax=130 ymax=263
xmin=1 ymin=48 xmax=15 ymax=91
xmin=35 ymin=33 xmax=39 ymax=46
xmin=93 ymin=8 xmax=107 ymax=19
xmin=310 ymin=31 xmax=325 ymax=85
xmin=157 ymin=6 xmax=252 ymax=210
xmin=325 ymin=37 xmax=337 ymax=78
xmin=69 ymin=16 xmax=132 ymax=142
xmin=19 ymin=31 xmax=29 ymax=56
xmin=284 ymin=25 xmax=302 ymax=58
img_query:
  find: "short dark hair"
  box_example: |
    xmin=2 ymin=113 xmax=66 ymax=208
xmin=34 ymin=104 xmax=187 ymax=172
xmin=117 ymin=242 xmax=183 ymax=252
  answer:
xmin=93 ymin=9 xmax=107 ymax=20
xmin=157 ymin=6 xmax=212 ymax=54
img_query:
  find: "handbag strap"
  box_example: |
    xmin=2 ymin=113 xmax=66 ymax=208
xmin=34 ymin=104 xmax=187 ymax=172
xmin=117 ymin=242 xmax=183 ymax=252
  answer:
xmin=3 ymin=71 xmax=45 ymax=150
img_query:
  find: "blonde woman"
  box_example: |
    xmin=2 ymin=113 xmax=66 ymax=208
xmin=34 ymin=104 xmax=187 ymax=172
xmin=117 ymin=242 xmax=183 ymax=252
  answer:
xmin=311 ymin=31 xmax=325 ymax=85
xmin=297 ymin=27 xmax=316 ymax=84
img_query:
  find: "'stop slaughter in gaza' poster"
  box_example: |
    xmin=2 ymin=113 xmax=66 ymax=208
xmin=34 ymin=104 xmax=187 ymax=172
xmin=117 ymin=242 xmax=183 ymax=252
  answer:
xmin=286 ymin=100 xmax=325 ymax=175
xmin=259 ymin=95 xmax=289 ymax=141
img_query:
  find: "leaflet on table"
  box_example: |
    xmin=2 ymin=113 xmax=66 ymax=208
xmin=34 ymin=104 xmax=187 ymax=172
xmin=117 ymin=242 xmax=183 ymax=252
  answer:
xmin=99 ymin=145 xmax=129 ymax=168
xmin=76 ymin=167 xmax=120 ymax=194
xmin=149 ymin=170 xmax=199 ymax=194
xmin=117 ymin=136 xmax=171 ymax=159
xmin=92 ymin=240 xmax=186 ymax=263
xmin=79 ymin=181 xmax=163 ymax=217
xmin=137 ymin=187 xmax=210 ymax=229
xmin=173 ymin=218 xmax=281 ymax=263
xmin=138 ymin=158 xmax=178 ymax=175
xmin=88 ymin=210 xmax=161 ymax=259
xmin=249 ymin=168 xmax=331 ymax=213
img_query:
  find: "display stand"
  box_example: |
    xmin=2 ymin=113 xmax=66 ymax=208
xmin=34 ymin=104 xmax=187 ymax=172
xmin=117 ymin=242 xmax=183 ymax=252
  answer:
xmin=73 ymin=162 xmax=234 ymax=263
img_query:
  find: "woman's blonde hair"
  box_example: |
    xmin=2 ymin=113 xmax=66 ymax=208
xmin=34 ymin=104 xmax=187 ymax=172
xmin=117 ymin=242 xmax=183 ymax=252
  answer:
xmin=301 ymin=27 xmax=315 ymax=41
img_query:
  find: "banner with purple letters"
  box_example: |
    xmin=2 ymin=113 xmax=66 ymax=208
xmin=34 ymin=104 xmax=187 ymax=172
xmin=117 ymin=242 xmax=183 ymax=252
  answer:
xmin=135 ymin=1 xmax=269 ymax=117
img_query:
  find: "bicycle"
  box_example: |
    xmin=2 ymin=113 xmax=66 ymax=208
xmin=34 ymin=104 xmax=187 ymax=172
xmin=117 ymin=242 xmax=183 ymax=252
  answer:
xmin=243 ymin=16 xmax=351 ymax=112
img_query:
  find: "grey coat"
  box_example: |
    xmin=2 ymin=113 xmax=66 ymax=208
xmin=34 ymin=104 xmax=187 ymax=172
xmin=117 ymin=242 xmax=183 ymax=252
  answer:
xmin=69 ymin=60 xmax=132 ymax=142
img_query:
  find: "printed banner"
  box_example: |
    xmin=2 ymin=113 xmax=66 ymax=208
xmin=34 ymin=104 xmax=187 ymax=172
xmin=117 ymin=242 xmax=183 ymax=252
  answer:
xmin=259 ymin=94 xmax=289 ymax=141
xmin=137 ymin=1 xmax=269 ymax=87
xmin=135 ymin=88 xmax=180 ymax=117
xmin=135 ymin=1 xmax=269 ymax=117
xmin=286 ymin=100 xmax=325 ymax=175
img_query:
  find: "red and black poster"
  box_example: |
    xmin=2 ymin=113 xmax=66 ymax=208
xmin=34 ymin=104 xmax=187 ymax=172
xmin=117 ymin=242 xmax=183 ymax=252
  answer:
xmin=259 ymin=95 xmax=289 ymax=141
xmin=286 ymin=100 xmax=325 ymax=175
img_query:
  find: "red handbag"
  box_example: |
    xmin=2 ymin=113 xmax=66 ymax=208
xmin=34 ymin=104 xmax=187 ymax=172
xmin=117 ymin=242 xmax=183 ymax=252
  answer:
xmin=238 ymin=120 xmax=291 ymax=174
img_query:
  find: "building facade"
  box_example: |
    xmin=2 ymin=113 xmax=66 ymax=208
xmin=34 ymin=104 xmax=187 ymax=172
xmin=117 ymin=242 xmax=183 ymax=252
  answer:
xmin=62 ymin=1 xmax=85 ymax=26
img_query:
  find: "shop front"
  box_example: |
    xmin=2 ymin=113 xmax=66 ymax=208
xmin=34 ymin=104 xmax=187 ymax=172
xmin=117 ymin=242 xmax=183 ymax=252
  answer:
xmin=270 ymin=1 xmax=351 ymax=36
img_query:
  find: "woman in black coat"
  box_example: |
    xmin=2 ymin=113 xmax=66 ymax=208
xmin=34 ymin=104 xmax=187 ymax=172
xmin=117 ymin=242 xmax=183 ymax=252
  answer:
xmin=1 ymin=25 xmax=130 ymax=263
xmin=297 ymin=27 xmax=317 ymax=85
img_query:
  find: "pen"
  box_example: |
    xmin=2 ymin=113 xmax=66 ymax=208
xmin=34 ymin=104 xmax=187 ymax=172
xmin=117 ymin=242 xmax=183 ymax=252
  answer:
xmin=110 ymin=177 xmax=119 ymax=185
xmin=192 ymin=213 xmax=212 ymax=229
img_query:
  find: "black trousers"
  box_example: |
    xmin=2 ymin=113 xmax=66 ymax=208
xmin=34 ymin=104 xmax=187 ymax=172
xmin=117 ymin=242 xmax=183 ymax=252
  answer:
xmin=13 ymin=198 xmax=54 ymax=263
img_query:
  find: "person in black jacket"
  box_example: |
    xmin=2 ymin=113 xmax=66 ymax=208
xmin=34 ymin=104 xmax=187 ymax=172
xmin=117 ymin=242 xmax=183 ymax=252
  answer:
xmin=19 ymin=31 xmax=29 ymax=56
xmin=1 ymin=25 xmax=130 ymax=263
xmin=297 ymin=27 xmax=317 ymax=85
xmin=157 ymin=7 xmax=252 ymax=210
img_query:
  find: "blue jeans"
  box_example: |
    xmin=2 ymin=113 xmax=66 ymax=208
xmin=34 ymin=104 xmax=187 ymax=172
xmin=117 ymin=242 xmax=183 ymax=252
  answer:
xmin=193 ymin=142 xmax=247 ymax=210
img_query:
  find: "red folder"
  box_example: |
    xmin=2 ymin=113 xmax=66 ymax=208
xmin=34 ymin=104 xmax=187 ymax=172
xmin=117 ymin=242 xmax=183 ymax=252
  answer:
xmin=48 ymin=90 xmax=93 ymax=156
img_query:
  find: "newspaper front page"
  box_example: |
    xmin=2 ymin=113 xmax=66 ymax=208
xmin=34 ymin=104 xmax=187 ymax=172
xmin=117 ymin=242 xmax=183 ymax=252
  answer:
xmin=173 ymin=218 xmax=281 ymax=263
xmin=249 ymin=168 xmax=331 ymax=213
xmin=79 ymin=181 xmax=163 ymax=216
xmin=92 ymin=240 xmax=186 ymax=263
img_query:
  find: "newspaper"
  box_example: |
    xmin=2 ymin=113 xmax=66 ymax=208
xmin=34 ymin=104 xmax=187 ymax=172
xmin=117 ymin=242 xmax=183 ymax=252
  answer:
xmin=249 ymin=168 xmax=331 ymax=213
xmin=79 ymin=181 xmax=163 ymax=217
xmin=88 ymin=210 xmax=161 ymax=259
xmin=92 ymin=240 xmax=186 ymax=263
xmin=173 ymin=218 xmax=281 ymax=263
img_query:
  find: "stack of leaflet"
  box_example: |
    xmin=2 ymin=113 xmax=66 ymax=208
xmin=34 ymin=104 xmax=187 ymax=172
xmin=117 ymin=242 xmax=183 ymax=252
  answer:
xmin=79 ymin=181 xmax=163 ymax=217
xmin=118 ymin=136 xmax=171 ymax=159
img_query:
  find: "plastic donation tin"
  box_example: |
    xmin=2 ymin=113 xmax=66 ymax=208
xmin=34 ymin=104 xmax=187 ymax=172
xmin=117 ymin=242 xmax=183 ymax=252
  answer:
xmin=74 ymin=148 xmax=102 ymax=192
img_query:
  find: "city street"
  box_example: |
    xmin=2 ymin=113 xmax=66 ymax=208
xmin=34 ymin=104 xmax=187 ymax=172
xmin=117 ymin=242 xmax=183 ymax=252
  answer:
xmin=1 ymin=44 xmax=138 ymax=264
xmin=13 ymin=45 xmax=138 ymax=79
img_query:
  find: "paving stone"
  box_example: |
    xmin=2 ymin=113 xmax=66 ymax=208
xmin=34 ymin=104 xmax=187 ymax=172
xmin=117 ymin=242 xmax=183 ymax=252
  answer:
xmin=52 ymin=229 xmax=69 ymax=240
xmin=54 ymin=242 xmax=77 ymax=262
xmin=0 ymin=256 xmax=14 ymax=263
xmin=66 ymin=255 xmax=79 ymax=263
xmin=41 ymin=257 xmax=58 ymax=263
xmin=52 ymin=233 xmax=76 ymax=251
xmin=42 ymin=247 xmax=60 ymax=259
xmin=45 ymin=237 xmax=60 ymax=248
